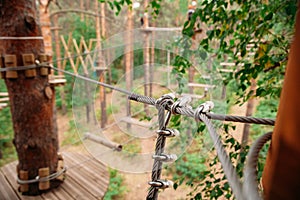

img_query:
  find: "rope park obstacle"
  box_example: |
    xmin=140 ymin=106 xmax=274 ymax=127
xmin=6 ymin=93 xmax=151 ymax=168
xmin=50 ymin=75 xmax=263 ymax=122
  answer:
xmin=0 ymin=53 xmax=275 ymax=199
xmin=0 ymin=5 xmax=278 ymax=197
xmin=0 ymin=21 xmax=276 ymax=198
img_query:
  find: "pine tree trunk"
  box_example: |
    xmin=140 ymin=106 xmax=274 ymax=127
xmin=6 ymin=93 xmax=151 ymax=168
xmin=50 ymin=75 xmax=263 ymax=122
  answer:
xmin=241 ymin=79 xmax=256 ymax=147
xmin=143 ymin=0 xmax=150 ymax=114
xmin=125 ymin=7 xmax=133 ymax=129
xmin=95 ymin=0 xmax=107 ymax=128
xmin=0 ymin=0 xmax=61 ymax=195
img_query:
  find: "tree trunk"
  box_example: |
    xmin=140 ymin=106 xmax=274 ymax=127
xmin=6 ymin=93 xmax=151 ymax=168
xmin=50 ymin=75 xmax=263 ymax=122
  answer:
xmin=125 ymin=7 xmax=133 ymax=129
xmin=80 ymin=0 xmax=84 ymax=21
xmin=262 ymin=3 xmax=300 ymax=199
xmin=0 ymin=0 xmax=61 ymax=195
xmin=241 ymin=79 xmax=256 ymax=146
xmin=95 ymin=0 xmax=107 ymax=128
xmin=53 ymin=15 xmax=67 ymax=114
xmin=143 ymin=0 xmax=150 ymax=114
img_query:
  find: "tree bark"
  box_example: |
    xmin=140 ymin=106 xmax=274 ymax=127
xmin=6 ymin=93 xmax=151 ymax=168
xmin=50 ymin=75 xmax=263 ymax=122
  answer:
xmin=143 ymin=0 xmax=150 ymax=114
xmin=241 ymin=79 xmax=256 ymax=146
xmin=262 ymin=3 xmax=300 ymax=199
xmin=95 ymin=0 xmax=107 ymax=128
xmin=0 ymin=0 xmax=61 ymax=195
xmin=125 ymin=6 xmax=133 ymax=129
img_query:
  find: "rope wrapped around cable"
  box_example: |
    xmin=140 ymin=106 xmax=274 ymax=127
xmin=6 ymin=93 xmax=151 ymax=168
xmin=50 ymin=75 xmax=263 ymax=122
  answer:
xmin=243 ymin=132 xmax=272 ymax=200
xmin=45 ymin=65 xmax=276 ymax=199
xmin=147 ymin=94 xmax=176 ymax=200
xmin=194 ymin=102 xmax=244 ymax=199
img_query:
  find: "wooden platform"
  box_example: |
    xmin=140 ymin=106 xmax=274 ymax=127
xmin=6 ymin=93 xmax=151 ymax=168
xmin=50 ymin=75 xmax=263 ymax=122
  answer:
xmin=0 ymin=152 xmax=109 ymax=200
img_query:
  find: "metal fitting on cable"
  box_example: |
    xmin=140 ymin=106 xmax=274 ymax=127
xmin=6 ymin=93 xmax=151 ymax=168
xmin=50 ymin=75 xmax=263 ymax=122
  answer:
xmin=194 ymin=101 xmax=214 ymax=121
xmin=152 ymin=153 xmax=177 ymax=162
xmin=155 ymin=93 xmax=175 ymax=109
xmin=171 ymin=95 xmax=192 ymax=115
xmin=148 ymin=180 xmax=173 ymax=189
xmin=156 ymin=128 xmax=180 ymax=137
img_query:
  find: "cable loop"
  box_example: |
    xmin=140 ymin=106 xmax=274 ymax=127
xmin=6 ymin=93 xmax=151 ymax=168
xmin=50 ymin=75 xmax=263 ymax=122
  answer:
xmin=171 ymin=95 xmax=192 ymax=115
xmin=152 ymin=153 xmax=178 ymax=162
xmin=148 ymin=180 xmax=173 ymax=189
xmin=194 ymin=101 xmax=214 ymax=121
xmin=156 ymin=128 xmax=180 ymax=137
xmin=17 ymin=166 xmax=67 ymax=185
xmin=155 ymin=93 xmax=175 ymax=110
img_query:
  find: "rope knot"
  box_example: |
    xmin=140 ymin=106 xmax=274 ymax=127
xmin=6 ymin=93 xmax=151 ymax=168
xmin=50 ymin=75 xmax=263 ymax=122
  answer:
xmin=155 ymin=93 xmax=175 ymax=110
xmin=194 ymin=101 xmax=214 ymax=121
xmin=171 ymin=95 xmax=192 ymax=115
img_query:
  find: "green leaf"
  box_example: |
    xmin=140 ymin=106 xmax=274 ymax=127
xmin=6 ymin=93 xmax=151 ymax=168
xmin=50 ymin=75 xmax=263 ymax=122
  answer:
xmin=264 ymin=12 xmax=273 ymax=21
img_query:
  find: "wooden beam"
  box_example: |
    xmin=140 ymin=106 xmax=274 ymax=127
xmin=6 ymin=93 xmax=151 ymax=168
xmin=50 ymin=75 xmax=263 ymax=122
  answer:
xmin=84 ymin=132 xmax=122 ymax=151
xmin=187 ymin=83 xmax=215 ymax=88
xmin=0 ymin=92 xmax=8 ymax=96
xmin=217 ymin=68 xmax=236 ymax=73
xmin=141 ymin=27 xmax=182 ymax=32
xmin=0 ymin=97 xmax=9 ymax=102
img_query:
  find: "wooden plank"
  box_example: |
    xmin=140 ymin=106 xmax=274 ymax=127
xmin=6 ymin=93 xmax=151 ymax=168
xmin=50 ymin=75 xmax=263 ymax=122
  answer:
xmin=220 ymin=62 xmax=245 ymax=67
xmin=51 ymin=185 xmax=74 ymax=200
xmin=67 ymin=153 xmax=109 ymax=185
xmin=181 ymin=93 xmax=206 ymax=99
xmin=0 ymin=171 xmax=20 ymax=200
xmin=64 ymin=152 xmax=108 ymax=173
xmin=49 ymin=79 xmax=67 ymax=85
xmin=73 ymin=38 xmax=88 ymax=75
xmin=81 ymin=37 xmax=94 ymax=69
xmin=63 ymin=153 xmax=109 ymax=190
xmin=0 ymin=97 xmax=9 ymax=102
xmin=65 ymin=154 xmax=109 ymax=180
xmin=61 ymin=35 xmax=77 ymax=73
xmin=142 ymin=27 xmax=182 ymax=32
xmin=40 ymin=191 xmax=60 ymax=200
xmin=63 ymin=164 xmax=106 ymax=198
xmin=59 ymin=175 xmax=97 ymax=200
xmin=1 ymin=162 xmax=43 ymax=200
xmin=0 ymin=152 xmax=109 ymax=200
xmin=64 ymin=153 xmax=109 ymax=188
xmin=217 ymin=68 xmax=236 ymax=73
xmin=187 ymin=83 xmax=215 ymax=88
xmin=0 ymin=92 xmax=8 ymax=96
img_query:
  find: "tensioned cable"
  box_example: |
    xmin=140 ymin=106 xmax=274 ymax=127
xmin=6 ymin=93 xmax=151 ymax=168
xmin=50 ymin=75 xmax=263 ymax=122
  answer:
xmin=3 ymin=61 xmax=275 ymax=198
xmin=48 ymin=65 xmax=275 ymax=126
xmin=0 ymin=62 xmax=275 ymax=125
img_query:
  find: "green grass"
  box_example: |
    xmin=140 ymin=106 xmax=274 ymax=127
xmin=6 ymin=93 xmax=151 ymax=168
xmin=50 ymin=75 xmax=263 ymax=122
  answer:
xmin=0 ymin=141 xmax=17 ymax=167
xmin=104 ymin=169 xmax=127 ymax=200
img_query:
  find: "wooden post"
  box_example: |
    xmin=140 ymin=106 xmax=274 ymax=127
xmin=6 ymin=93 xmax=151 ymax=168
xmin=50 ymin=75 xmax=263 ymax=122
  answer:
xmin=80 ymin=0 xmax=84 ymax=21
xmin=150 ymin=22 xmax=156 ymax=97
xmin=95 ymin=0 xmax=107 ymax=128
xmin=39 ymin=0 xmax=53 ymax=70
xmin=143 ymin=0 xmax=150 ymax=114
xmin=125 ymin=6 xmax=133 ymax=129
xmin=53 ymin=15 xmax=67 ymax=114
xmin=0 ymin=0 xmax=62 ymax=195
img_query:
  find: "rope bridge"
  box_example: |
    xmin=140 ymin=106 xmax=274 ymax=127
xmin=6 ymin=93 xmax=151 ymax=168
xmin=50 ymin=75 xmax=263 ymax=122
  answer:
xmin=0 ymin=60 xmax=275 ymax=200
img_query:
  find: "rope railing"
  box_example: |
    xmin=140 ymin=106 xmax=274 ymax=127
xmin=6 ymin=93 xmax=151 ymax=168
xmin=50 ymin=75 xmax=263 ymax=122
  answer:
xmin=1 ymin=60 xmax=275 ymax=199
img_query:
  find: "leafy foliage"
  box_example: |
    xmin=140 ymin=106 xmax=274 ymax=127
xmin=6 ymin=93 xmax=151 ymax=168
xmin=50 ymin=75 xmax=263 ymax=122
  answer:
xmin=100 ymin=0 xmax=162 ymax=16
xmin=104 ymin=169 xmax=127 ymax=200
xmin=183 ymin=0 xmax=297 ymax=101
xmin=0 ymin=81 xmax=16 ymax=166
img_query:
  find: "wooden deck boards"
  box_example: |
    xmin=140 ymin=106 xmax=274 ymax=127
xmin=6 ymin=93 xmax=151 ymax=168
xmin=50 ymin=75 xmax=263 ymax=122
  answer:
xmin=0 ymin=152 xmax=109 ymax=200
